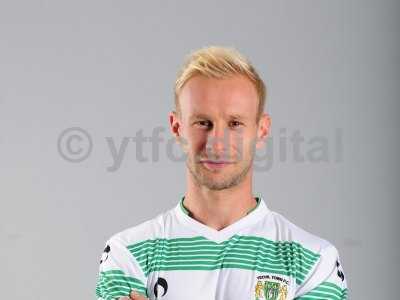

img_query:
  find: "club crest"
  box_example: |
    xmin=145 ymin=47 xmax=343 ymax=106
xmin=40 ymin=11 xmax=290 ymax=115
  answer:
xmin=254 ymin=274 xmax=289 ymax=300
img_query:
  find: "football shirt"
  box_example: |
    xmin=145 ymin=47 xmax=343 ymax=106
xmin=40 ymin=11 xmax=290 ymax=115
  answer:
xmin=96 ymin=195 xmax=348 ymax=300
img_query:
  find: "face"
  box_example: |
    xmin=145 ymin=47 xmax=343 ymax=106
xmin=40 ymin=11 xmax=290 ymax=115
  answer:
xmin=170 ymin=74 xmax=270 ymax=191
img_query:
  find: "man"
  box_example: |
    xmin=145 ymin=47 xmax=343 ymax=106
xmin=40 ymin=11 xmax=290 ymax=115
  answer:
xmin=95 ymin=46 xmax=348 ymax=300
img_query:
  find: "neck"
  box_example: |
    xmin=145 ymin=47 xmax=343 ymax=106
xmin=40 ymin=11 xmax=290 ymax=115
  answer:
xmin=183 ymin=168 xmax=257 ymax=231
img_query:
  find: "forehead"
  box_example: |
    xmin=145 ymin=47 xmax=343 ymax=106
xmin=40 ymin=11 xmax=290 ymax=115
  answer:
xmin=179 ymin=74 xmax=258 ymax=119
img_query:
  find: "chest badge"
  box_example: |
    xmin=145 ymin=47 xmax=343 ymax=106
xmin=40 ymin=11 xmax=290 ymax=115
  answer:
xmin=254 ymin=275 xmax=289 ymax=300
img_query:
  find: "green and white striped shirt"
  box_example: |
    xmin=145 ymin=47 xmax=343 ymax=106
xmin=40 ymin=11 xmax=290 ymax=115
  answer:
xmin=96 ymin=195 xmax=348 ymax=300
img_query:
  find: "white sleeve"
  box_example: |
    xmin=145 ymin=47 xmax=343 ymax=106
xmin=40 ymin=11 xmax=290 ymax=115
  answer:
xmin=95 ymin=236 xmax=148 ymax=300
xmin=294 ymin=244 xmax=348 ymax=299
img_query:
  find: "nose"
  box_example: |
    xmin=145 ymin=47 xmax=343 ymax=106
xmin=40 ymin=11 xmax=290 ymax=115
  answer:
xmin=205 ymin=124 xmax=228 ymax=158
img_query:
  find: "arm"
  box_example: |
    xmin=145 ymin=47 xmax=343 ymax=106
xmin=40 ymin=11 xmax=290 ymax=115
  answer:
xmin=117 ymin=291 xmax=149 ymax=300
xmin=294 ymin=244 xmax=348 ymax=299
xmin=95 ymin=236 xmax=148 ymax=300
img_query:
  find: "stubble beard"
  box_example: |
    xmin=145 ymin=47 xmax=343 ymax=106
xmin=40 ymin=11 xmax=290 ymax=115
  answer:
xmin=186 ymin=152 xmax=254 ymax=191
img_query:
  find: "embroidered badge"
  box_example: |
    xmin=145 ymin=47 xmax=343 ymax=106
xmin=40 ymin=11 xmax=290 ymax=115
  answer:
xmin=254 ymin=274 xmax=289 ymax=300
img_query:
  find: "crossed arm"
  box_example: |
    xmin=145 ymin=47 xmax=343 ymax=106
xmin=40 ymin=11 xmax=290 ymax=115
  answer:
xmin=118 ymin=290 xmax=148 ymax=300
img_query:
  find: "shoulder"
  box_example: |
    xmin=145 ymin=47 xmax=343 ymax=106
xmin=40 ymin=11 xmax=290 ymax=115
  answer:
xmin=267 ymin=213 xmax=350 ymax=296
xmin=266 ymin=210 xmax=345 ymax=289
xmin=268 ymin=210 xmax=337 ymax=255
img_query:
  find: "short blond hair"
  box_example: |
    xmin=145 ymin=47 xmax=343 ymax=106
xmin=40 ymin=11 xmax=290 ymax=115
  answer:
xmin=174 ymin=46 xmax=266 ymax=122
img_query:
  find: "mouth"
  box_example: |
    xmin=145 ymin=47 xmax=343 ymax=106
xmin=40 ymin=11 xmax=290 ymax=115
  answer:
xmin=199 ymin=160 xmax=235 ymax=170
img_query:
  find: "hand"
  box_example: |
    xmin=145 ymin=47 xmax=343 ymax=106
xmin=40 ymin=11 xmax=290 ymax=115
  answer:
xmin=119 ymin=290 xmax=149 ymax=300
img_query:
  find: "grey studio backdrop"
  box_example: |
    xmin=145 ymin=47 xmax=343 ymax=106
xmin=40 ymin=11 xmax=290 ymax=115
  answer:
xmin=0 ymin=1 xmax=399 ymax=299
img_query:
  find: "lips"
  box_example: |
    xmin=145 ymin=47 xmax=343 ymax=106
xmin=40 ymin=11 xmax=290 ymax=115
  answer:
xmin=199 ymin=160 xmax=234 ymax=170
xmin=200 ymin=160 xmax=232 ymax=164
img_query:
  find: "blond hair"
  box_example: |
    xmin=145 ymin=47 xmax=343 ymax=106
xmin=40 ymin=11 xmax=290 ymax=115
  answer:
xmin=174 ymin=46 xmax=266 ymax=122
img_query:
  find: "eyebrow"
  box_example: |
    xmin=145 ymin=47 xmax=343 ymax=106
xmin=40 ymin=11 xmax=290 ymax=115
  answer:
xmin=189 ymin=113 xmax=210 ymax=120
xmin=227 ymin=114 xmax=246 ymax=120
xmin=189 ymin=113 xmax=246 ymax=120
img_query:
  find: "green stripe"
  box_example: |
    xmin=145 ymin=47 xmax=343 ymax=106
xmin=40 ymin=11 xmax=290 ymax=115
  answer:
xmin=179 ymin=196 xmax=190 ymax=215
xmin=127 ymin=234 xmax=320 ymax=286
xmin=180 ymin=196 xmax=261 ymax=216
xmin=129 ymin=236 xmax=319 ymax=263
xmin=246 ymin=196 xmax=261 ymax=215
xmin=95 ymin=270 xmax=147 ymax=299
xmin=136 ymin=249 xmax=312 ymax=280
xmin=295 ymin=282 xmax=348 ymax=300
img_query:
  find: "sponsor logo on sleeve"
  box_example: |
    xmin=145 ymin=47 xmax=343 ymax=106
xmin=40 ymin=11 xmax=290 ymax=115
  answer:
xmin=336 ymin=259 xmax=345 ymax=282
xmin=100 ymin=245 xmax=111 ymax=264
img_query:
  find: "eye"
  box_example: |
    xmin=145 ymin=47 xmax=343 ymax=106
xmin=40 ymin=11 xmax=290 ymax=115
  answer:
xmin=229 ymin=120 xmax=243 ymax=128
xmin=195 ymin=120 xmax=212 ymax=129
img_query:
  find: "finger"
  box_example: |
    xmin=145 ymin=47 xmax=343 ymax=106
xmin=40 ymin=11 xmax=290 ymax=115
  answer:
xmin=130 ymin=290 xmax=148 ymax=299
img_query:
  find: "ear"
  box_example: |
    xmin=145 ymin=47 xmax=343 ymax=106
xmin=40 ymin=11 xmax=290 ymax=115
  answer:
xmin=169 ymin=110 xmax=180 ymax=138
xmin=255 ymin=113 xmax=271 ymax=149
xmin=169 ymin=111 xmax=188 ymax=152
